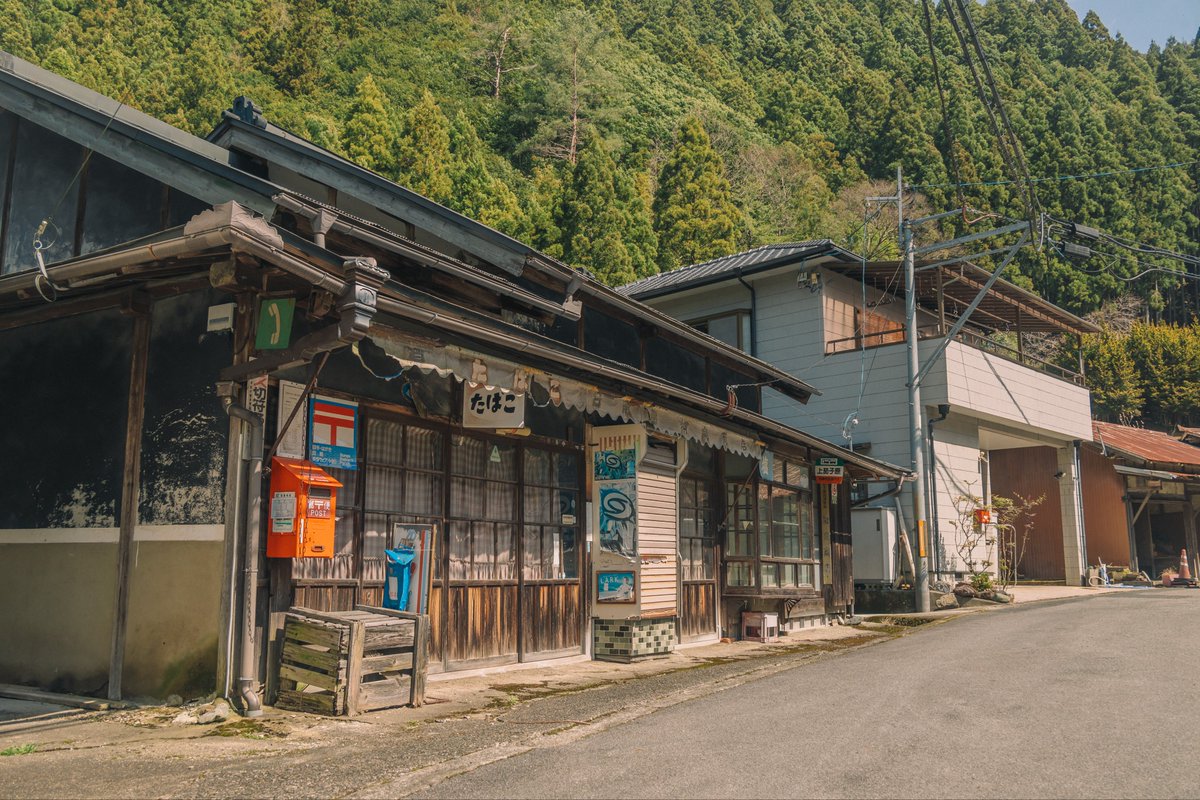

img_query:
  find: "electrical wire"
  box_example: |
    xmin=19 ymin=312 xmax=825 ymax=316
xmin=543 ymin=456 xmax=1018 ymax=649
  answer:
xmin=31 ymin=89 xmax=132 ymax=303
xmin=912 ymin=159 xmax=1200 ymax=191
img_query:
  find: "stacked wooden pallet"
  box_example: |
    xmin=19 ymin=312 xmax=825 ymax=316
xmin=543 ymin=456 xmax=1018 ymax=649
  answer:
xmin=276 ymin=605 xmax=429 ymax=716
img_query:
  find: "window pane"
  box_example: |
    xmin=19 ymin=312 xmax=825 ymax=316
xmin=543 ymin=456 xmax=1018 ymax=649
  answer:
xmin=485 ymin=442 xmax=517 ymax=481
xmin=524 ymin=449 xmax=550 ymax=485
xmin=561 ymin=527 xmax=578 ymax=579
xmin=472 ymin=521 xmax=496 ymax=580
xmin=726 ymin=483 xmax=754 ymax=556
xmin=496 ymin=523 xmax=516 ymax=580
xmin=556 ymin=453 xmax=578 ymax=487
xmin=365 ymin=464 xmax=402 ymax=511
xmin=362 ymin=512 xmax=388 ymax=583
xmin=403 ymin=473 xmax=441 ymax=516
xmin=452 ymin=436 xmax=488 ymax=476
xmin=758 ymin=484 xmax=771 ymax=557
xmin=772 ymin=489 xmax=800 ymax=558
xmin=706 ymin=314 xmax=740 ymax=349
xmin=449 ymin=520 xmax=471 ymax=581
xmin=558 ymin=489 xmax=577 ymax=523
xmin=727 ymin=561 xmax=753 ymax=587
xmin=523 ymin=524 xmax=544 ymax=580
xmin=761 ymin=562 xmax=778 ymax=588
xmin=485 ymin=480 xmax=516 ymax=521
xmin=406 ymin=427 xmax=443 ymax=470
xmin=526 ymin=485 xmax=556 ymax=523
xmin=702 ymin=542 xmax=714 ymax=580
xmin=801 ymin=502 xmax=815 ymax=560
xmin=367 ymin=419 xmax=404 ymax=466
xmin=450 ymin=477 xmax=483 ymax=518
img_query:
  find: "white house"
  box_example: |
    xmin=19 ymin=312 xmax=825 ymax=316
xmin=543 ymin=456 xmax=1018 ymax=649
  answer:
xmin=623 ymin=242 xmax=1098 ymax=585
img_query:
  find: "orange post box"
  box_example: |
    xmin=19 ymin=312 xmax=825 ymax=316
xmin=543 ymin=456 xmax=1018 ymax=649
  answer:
xmin=267 ymin=457 xmax=343 ymax=559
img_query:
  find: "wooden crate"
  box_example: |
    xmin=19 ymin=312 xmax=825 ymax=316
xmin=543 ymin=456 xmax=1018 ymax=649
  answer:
xmin=276 ymin=605 xmax=429 ymax=716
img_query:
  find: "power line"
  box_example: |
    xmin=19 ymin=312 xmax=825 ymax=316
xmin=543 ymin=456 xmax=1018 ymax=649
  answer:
xmin=911 ymin=159 xmax=1200 ymax=190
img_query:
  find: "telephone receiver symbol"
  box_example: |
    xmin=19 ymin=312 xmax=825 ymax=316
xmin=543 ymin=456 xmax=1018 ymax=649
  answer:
xmin=269 ymin=303 xmax=281 ymax=345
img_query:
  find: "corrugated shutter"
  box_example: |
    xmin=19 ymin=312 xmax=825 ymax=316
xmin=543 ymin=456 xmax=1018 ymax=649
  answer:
xmin=639 ymin=457 xmax=678 ymax=617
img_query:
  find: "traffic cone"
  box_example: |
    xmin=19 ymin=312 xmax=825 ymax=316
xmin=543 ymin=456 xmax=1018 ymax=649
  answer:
xmin=1180 ymin=549 xmax=1192 ymax=581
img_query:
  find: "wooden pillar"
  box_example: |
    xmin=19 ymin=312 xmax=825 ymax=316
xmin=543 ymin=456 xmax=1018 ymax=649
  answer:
xmin=1015 ymin=307 xmax=1024 ymax=360
xmin=1184 ymin=495 xmax=1199 ymax=579
xmin=108 ymin=305 xmax=151 ymax=700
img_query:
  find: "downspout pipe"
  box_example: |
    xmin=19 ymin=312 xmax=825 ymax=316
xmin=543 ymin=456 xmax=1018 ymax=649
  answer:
xmin=927 ymin=404 xmax=951 ymax=579
xmin=219 ymin=389 xmax=264 ymax=718
xmin=735 ymin=267 xmax=757 ymax=358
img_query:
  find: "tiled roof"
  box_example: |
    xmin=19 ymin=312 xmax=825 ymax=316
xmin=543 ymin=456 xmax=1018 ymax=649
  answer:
xmin=620 ymin=241 xmax=853 ymax=299
xmin=1092 ymin=421 xmax=1200 ymax=468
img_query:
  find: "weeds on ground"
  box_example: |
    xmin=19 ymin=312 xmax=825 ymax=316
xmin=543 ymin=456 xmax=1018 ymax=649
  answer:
xmin=1 ymin=744 xmax=37 ymax=756
xmin=204 ymin=720 xmax=286 ymax=740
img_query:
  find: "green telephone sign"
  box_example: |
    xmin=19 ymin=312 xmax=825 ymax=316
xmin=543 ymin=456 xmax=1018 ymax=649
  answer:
xmin=255 ymin=298 xmax=295 ymax=350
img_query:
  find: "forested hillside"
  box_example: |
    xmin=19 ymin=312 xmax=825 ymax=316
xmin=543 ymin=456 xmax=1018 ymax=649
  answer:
xmin=3 ymin=0 xmax=1199 ymax=320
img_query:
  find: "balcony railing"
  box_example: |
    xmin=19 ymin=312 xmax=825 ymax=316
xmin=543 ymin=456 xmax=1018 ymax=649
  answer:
xmin=825 ymin=326 xmax=1086 ymax=386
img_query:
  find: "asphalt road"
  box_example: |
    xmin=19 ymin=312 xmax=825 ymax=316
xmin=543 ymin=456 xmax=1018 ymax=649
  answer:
xmin=418 ymin=591 xmax=1200 ymax=799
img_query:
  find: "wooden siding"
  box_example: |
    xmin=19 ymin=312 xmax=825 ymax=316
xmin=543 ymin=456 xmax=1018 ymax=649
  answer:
xmin=521 ymin=583 xmax=582 ymax=655
xmin=444 ymin=585 xmax=518 ymax=666
xmin=638 ymin=463 xmax=678 ymax=617
xmin=1079 ymin=447 xmax=1133 ymax=566
xmin=988 ymin=447 xmax=1065 ymax=581
xmin=679 ymin=583 xmax=715 ymax=640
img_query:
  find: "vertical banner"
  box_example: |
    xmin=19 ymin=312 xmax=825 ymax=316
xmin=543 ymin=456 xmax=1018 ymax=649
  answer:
xmin=276 ymin=380 xmax=307 ymax=460
xmin=246 ymin=376 xmax=269 ymax=424
xmin=309 ymin=395 xmax=358 ymax=470
xmin=393 ymin=524 xmax=435 ymax=615
xmin=594 ymin=448 xmax=637 ymax=556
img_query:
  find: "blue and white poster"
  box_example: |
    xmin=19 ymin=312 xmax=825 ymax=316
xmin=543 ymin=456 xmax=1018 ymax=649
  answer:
xmin=594 ymin=448 xmax=636 ymax=480
xmin=308 ymin=396 xmax=358 ymax=469
xmin=598 ymin=479 xmax=637 ymax=556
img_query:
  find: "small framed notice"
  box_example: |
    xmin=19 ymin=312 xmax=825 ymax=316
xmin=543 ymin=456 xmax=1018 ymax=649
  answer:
xmin=596 ymin=571 xmax=636 ymax=604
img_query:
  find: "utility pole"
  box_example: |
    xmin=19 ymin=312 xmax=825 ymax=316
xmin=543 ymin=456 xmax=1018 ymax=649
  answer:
xmin=900 ymin=169 xmax=931 ymax=613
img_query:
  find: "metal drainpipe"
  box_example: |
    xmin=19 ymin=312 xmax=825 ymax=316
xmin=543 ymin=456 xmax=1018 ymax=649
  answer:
xmin=221 ymin=394 xmax=264 ymax=718
xmin=1073 ymin=439 xmax=1088 ymax=583
xmin=736 ymin=268 xmax=757 ymax=358
xmin=927 ymin=406 xmax=950 ymax=579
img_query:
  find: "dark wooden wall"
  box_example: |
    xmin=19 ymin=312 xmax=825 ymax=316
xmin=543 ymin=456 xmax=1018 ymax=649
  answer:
xmin=989 ymin=447 xmax=1064 ymax=581
xmin=1079 ymin=447 xmax=1132 ymax=567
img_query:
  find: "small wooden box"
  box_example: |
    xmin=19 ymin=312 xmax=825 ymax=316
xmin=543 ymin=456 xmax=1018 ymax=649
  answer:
xmin=275 ymin=605 xmax=429 ymax=716
xmin=741 ymin=611 xmax=780 ymax=643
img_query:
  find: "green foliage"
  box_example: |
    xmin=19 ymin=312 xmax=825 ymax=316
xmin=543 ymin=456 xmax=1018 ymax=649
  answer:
xmin=1081 ymin=333 xmax=1144 ymax=422
xmin=395 ymin=89 xmax=454 ymax=204
xmin=653 ymin=116 xmax=748 ymax=272
xmin=1082 ymin=319 xmax=1200 ymax=428
xmin=342 ymin=74 xmax=394 ymax=173
xmin=2 ymin=0 xmax=1197 ymax=303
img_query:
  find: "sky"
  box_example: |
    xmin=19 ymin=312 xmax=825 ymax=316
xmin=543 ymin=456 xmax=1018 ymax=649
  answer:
xmin=1066 ymin=1 xmax=1200 ymax=50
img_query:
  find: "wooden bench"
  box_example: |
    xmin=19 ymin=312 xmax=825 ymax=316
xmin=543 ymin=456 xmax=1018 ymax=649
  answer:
xmin=275 ymin=605 xmax=429 ymax=716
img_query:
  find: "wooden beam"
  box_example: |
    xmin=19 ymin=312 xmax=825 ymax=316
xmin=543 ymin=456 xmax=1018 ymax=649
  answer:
xmin=226 ymin=127 xmax=527 ymax=275
xmin=0 ymin=84 xmax=275 ymax=217
xmin=107 ymin=309 xmax=151 ymax=700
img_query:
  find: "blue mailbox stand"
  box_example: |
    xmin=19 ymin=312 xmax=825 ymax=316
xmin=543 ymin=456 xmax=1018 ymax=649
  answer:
xmin=383 ymin=548 xmax=416 ymax=611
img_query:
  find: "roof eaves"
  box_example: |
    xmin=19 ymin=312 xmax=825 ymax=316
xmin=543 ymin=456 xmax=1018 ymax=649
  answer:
xmin=0 ymin=52 xmax=280 ymax=212
xmin=624 ymin=241 xmax=848 ymax=300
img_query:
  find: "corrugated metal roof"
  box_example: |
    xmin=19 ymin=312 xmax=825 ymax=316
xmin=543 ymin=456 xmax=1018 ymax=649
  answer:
xmin=1093 ymin=421 xmax=1200 ymax=468
xmin=620 ymin=241 xmax=852 ymax=299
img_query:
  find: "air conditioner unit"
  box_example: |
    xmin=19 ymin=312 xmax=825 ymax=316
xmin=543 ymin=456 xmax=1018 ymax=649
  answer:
xmin=851 ymin=507 xmax=899 ymax=583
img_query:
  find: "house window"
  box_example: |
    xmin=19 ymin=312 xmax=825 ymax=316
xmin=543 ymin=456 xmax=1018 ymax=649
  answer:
xmin=824 ymin=294 xmax=904 ymax=354
xmin=724 ymin=456 xmax=818 ymax=593
xmin=689 ymin=311 xmax=751 ymax=352
xmin=680 ymin=476 xmax=715 ymax=582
